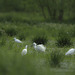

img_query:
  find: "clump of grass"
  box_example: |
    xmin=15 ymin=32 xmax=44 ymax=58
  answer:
xmin=5 ymin=27 xmax=18 ymax=36
xmin=18 ymin=32 xmax=26 ymax=40
xmin=49 ymin=49 xmax=64 ymax=67
xmin=32 ymin=35 xmax=48 ymax=45
xmin=56 ymin=30 xmax=72 ymax=47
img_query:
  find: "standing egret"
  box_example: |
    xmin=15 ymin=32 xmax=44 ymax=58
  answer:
xmin=14 ymin=37 xmax=22 ymax=43
xmin=21 ymin=45 xmax=28 ymax=56
xmin=65 ymin=48 xmax=75 ymax=55
xmin=33 ymin=42 xmax=46 ymax=52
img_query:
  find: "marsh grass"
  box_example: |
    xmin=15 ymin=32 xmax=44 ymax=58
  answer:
xmin=0 ymin=51 xmax=36 ymax=75
xmin=56 ymin=29 xmax=72 ymax=47
xmin=49 ymin=49 xmax=65 ymax=67
xmin=4 ymin=26 xmax=18 ymax=36
xmin=0 ymin=13 xmax=75 ymax=75
xmin=18 ymin=32 xmax=26 ymax=41
xmin=32 ymin=35 xmax=48 ymax=45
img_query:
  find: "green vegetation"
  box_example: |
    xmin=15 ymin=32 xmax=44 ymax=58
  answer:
xmin=0 ymin=0 xmax=75 ymax=23
xmin=0 ymin=0 xmax=75 ymax=75
xmin=5 ymin=26 xmax=18 ymax=36
xmin=56 ymin=29 xmax=72 ymax=47
xmin=32 ymin=35 xmax=48 ymax=45
xmin=49 ymin=49 xmax=64 ymax=67
xmin=0 ymin=19 xmax=75 ymax=75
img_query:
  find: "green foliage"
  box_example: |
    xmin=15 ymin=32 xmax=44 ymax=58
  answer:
xmin=5 ymin=26 xmax=18 ymax=36
xmin=0 ymin=12 xmax=44 ymax=24
xmin=0 ymin=14 xmax=24 ymax=23
xmin=49 ymin=49 xmax=64 ymax=67
xmin=56 ymin=30 xmax=72 ymax=47
xmin=0 ymin=23 xmax=75 ymax=75
xmin=0 ymin=37 xmax=6 ymax=46
xmin=32 ymin=35 xmax=48 ymax=45
xmin=18 ymin=32 xmax=26 ymax=41
xmin=0 ymin=52 xmax=36 ymax=75
xmin=0 ymin=0 xmax=75 ymax=22
xmin=0 ymin=29 xmax=5 ymax=37
xmin=0 ymin=0 xmax=39 ymax=12
xmin=69 ymin=27 xmax=75 ymax=37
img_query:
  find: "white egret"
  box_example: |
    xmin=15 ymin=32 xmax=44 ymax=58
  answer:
xmin=65 ymin=48 xmax=75 ymax=55
xmin=14 ymin=37 xmax=22 ymax=43
xmin=21 ymin=45 xmax=28 ymax=56
xmin=33 ymin=42 xmax=46 ymax=52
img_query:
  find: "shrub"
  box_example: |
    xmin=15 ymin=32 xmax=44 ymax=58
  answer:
xmin=32 ymin=35 xmax=48 ymax=45
xmin=5 ymin=27 xmax=18 ymax=36
xmin=49 ymin=49 xmax=64 ymax=67
xmin=56 ymin=30 xmax=72 ymax=47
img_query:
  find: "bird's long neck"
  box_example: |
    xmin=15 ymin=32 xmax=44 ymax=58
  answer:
xmin=33 ymin=45 xmax=36 ymax=49
xmin=25 ymin=46 xmax=27 ymax=49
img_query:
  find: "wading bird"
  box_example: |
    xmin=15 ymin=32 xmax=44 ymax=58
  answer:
xmin=21 ymin=45 xmax=28 ymax=56
xmin=65 ymin=48 xmax=75 ymax=55
xmin=33 ymin=42 xmax=46 ymax=52
xmin=14 ymin=37 xmax=22 ymax=43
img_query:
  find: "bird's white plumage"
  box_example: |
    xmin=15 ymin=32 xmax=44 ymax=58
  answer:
xmin=65 ymin=48 xmax=75 ymax=55
xmin=21 ymin=45 xmax=28 ymax=56
xmin=33 ymin=42 xmax=46 ymax=52
xmin=14 ymin=37 xmax=22 ymax=43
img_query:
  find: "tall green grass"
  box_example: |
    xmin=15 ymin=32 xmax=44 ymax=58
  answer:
xmin=49 ymin=49 xmax=64 ymax=67
xmin=56 ymin=29 xmax=72 ymax=47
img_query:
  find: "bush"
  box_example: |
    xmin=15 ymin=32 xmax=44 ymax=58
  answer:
xmin=32 ymin=35 xmax=48 ymax=45
xmin=5 ymin=27 xmax=18 ymax=36
xmin=56 ymin=30 xmax=72 ymax=47
xmin=49 ymin=49 xmax=64 ymax=67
